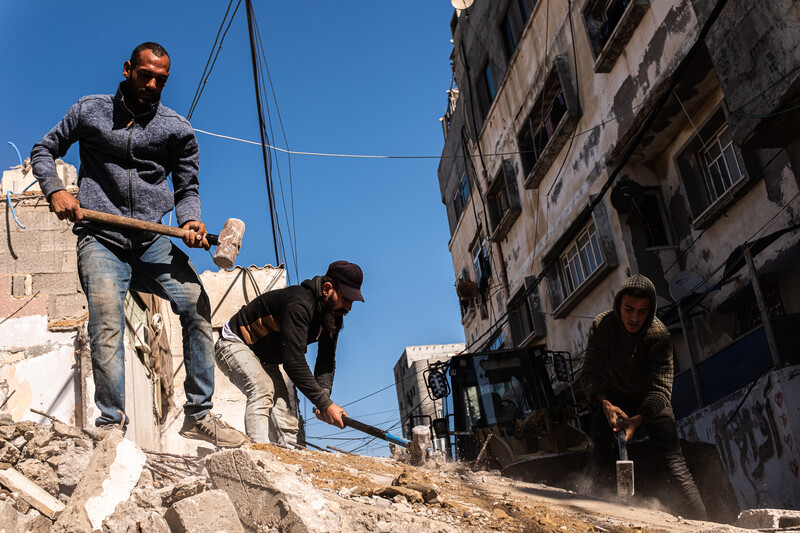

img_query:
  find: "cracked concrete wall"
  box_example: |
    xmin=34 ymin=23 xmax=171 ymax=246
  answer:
xmin=1 ymin=171 xmax=84 ymax=427
xmin=677 ymin=366 xmax=800 ymax=510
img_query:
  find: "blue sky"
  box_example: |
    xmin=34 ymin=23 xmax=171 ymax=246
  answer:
xmin=0 ymin=1 xmax=464 ymax=454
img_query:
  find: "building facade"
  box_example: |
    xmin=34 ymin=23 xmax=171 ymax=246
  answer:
xmin=394 ymin=343 xmax=465 ymax=452
xmin=437 ymin=0 xmax=800 ymax=508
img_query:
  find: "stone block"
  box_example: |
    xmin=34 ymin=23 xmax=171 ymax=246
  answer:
xmin=736 ymin=508 xmax=800 ymax=529
xmin=60 ymin=253 xmax=77 ymax=274
xmin=0 ymin=467 xmax=64 ymax=520
xmin=164 ymin=489 xmax=244 ymax=533
xmin=104 ymin=499 xmax=171 ymax=533
xmin=31 ymin=273 xmax=79 ymax=297
xmin=205 ymin=448 xmax=341 ymax=532
xmin=9 ymin=252 xmax=60 ymax=275
xmin=49 ymin=293 xmax=88 ymax=320
xmin=38 ymin=229 xmax=77 ymax=253
xmin=51 ymin=429 xmax=146 ymax=533
xmin=11 ymin=275 xmax=27 ymax=298
xmin=0 ymin=499 xmax=20 ymax=531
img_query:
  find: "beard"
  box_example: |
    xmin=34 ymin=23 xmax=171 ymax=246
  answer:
xmin=321 ymin=310 xmax=342 ymax=335
xmin=321 ymin=295 xmax=345 ymax=335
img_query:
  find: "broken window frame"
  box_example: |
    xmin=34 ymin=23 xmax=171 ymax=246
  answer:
xmin=453 ymin=172 xmax=471 ymax=222
xmin=500 ymin=0 xmax=537 ymax=61
xmin=516 ymin=55 xmax=582 ymax=189
xmin=582 ymin=0 xmax=650 ymax=73
xmin=675 ymin=106 xmax=747 ymax=229
xmin=487 ymin=159 xmax=523 ymax=242
xmin=476 ymin=59 xmax=498 ymax=121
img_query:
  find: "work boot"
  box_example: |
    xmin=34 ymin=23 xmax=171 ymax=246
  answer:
xmin=179 ymin=412 xmax=246 ymax=448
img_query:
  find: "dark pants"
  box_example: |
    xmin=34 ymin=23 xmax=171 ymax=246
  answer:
xmin=594 ymin=400 xmax=708 ymax=520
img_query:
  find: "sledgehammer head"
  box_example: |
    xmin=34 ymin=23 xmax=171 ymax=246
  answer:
xmin=212 ymin=218 xmax=245 ymax=269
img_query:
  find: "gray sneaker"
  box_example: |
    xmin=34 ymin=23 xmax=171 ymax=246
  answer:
xmin=179 ymin=412 xmax=246 ymax=448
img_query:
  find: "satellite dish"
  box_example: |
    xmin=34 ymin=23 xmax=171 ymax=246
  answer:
xmin=669 ymin=271 xmax=707 ymax=301
xmin=456 ymin=279 xmax=478 ymax=299
xmin=451 ymin=0 xmax=474 ymax=9
xmin=610 ymin=180 xmax=645 ymax=214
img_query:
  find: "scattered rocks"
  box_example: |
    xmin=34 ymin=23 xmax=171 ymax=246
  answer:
xmin=164 ymin=489 xmax=244 ymax=533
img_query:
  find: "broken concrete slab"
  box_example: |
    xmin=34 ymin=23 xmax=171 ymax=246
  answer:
xmin=0 ymin=499 xmax=20 ymax=531
xmin=104 ymin=498 xmax=171 ymax=533
xmin=164 ymin=489 xmax=244 ymax=533
xmin=735 ymin=508 xmax=800 ymax=529
xmin=17 ymin=509 xmax=52 ymax=533
xmin=205 ymin=448 xmax=341 ymax=532
xmin=0 ymin=467 xmax=64 ymax=519
xmin=51 ymin=429 xmax=145 ymax=533
xmin=15 ymin=459 xmax=59 ymax=496
xmin=156 ymin=475 xmax=207 ymax=507
xmin=55 ymin=445 xmax=93 ymax=496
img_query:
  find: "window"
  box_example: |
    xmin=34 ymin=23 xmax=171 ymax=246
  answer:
xmin=733 ymin=284 xmax=785 ymax=337
xmin=676 ymin=107 xmax=745 ymax=225
xmin=500 ymin=0 xmax=537 ymax=60
xmin=516 ymin=56 xmax=581 ymax=189
xmin=471 ymin=237 xmax=491 ymax=320
xmin=698 ymin=124 xmax=743 ymax=203
xmin=542 ymin=198 xmax=618 ymax=317
xmin=476 ymin=61 xmax=497 ymax=120
xmin=583 ymin=0 xmax=650 ymax=73
xmin=637 ymin=192 xmax=671 ymax=248
xmin=471 ymin=237 xmax=491 ymax=290
xmin=507 ymin=279 xmax=546 ymax=345
xmin=560 ymin=222 xmax=603 ymax=296
xmin=489 ymin=331 xmax=505 ymax=351
xmin=508 ymin=294 xmax=533 ymax=345
xmin=453 ymin=173 xmax=471 ymax=220
xmin=519 ymin=91 xmax=568 ymax=176
xmin=487 ymin=159 xmax=522 ymax=241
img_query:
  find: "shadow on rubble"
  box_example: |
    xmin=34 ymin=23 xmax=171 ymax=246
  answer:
xmin=502 ymin=440 xmax=739 ymax=524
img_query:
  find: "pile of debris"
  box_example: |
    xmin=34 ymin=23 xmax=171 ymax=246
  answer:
xmin=0 ymin=415 xmax=791 ymax=532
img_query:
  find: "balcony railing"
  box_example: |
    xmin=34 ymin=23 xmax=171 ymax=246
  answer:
xmin=673 ymin=313 xmax=800 ymax=419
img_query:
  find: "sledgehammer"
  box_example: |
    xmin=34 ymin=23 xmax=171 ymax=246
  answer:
xmin=341 ymin=415 xmax=410 ymax=448
xmin=80 ymin=208 xmax=245 ymax=269
xmin=616 ymin=424 xmax=635 ymax=497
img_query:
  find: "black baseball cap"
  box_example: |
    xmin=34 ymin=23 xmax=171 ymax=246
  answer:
xmin=326 ymin=260 xmax=364 ymax=302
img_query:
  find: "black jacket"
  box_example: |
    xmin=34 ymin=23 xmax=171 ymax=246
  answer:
xmin=228 ymin=276 xmax=339 ymax=410
xmin=580 ymin=275 xmax=673 ymax=423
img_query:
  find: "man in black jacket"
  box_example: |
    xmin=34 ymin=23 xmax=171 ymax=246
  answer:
xmin=215 ymin=261 xmax=364 ymax=446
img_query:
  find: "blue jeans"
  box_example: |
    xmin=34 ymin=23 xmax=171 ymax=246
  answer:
xmin=214 ymin=338 xmax=299 ymax=445
xmin=77 ymin=234 xmax=214 ymax=426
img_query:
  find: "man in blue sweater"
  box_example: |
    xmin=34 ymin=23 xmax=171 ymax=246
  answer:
xmin=31 ymin=42 xmax=244 ymax=447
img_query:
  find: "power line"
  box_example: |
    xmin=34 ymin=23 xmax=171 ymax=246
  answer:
xmin=245 ymin=0 xmax=282 ymax=269
xmin=190 ymin=86 xmax=672 ymax=161
xmin=187 ymin=0 xmax=242 ymax=121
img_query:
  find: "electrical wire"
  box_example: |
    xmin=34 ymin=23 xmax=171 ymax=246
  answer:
xmin=187 ymin=0 xmax=242 ymax=121
xmin=245 ymin=0 xmax=283 ymax=271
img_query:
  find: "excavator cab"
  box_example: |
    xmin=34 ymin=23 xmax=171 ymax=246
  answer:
xmin=447 ymin=347 xmax=589 ymax=468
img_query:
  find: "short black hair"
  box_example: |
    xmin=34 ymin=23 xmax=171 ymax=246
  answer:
xmin=322 ymin=275 xmax=340 ymax=292
xmin=130 ymin=42 xmax=170 ymax=68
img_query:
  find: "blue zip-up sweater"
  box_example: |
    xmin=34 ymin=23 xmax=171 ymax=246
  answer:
xmin=30 ymin=83 xmax=201 ymax=250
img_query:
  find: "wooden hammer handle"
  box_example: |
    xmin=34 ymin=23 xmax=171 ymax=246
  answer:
xmin=80 ymin=208 xmax=219 ymax=245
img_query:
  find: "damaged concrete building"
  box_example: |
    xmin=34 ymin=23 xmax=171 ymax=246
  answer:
xmin=0 ymin=160 xmax=288 ymax=453
xmin=393 ymin=343 xmax=465 ymax=454
xmin=437 ymin=0 xmax=800 ymax=511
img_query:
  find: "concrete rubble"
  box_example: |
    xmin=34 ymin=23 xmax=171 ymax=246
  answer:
xmin=0 ymin=416 xmax=797 ymax=532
